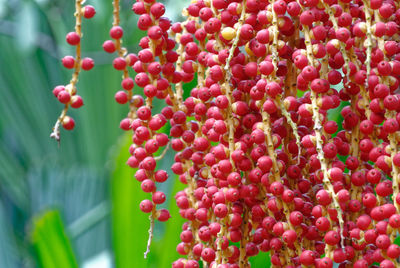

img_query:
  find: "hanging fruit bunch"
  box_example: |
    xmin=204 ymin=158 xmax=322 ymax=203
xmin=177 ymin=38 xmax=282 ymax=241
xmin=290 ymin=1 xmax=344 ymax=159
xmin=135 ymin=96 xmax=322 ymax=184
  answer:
xmin=51 ymin=0 xmax=400 ymax=267
xmin=50 ymin=1 xmax=95 ymax=142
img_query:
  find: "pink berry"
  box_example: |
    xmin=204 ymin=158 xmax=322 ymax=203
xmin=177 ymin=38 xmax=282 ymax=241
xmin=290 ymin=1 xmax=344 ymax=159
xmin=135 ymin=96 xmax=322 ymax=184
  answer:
xmin=83 ymin=5 xmax=96 ymax=19
xmin=52 ymin=85 xmax=65 ymax=97
xmin=70 ymin=95 xmax=83 ymax=108
xmin=61 ymin=116 xmax=75 ymax=130
xmin=140 ymin=199 xmax=153 ymax=213
xmin=103 ymin=40 xmax=116 ymax=53
xmin=62 ymin=56 xmax=75 ymax=69
xmin=66 ymin=32 xmax=80 ymax=45
xmin=113 ymin=57 xmax=127 ymax=70
xmin=114 ymin=91 xmax=128 ymax=104
xmin=110 ymin=26 xmax=124 ymax=39
xmin=81 ymin=57 xmax=94 ymax=70
xmin=57 ymin=91 xmax=71 ymax=104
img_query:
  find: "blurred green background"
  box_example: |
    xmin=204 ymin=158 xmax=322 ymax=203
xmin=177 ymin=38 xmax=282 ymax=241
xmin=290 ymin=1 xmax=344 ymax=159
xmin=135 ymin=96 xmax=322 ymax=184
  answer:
xmin=0 ymin=0 xmax=274 ymax=267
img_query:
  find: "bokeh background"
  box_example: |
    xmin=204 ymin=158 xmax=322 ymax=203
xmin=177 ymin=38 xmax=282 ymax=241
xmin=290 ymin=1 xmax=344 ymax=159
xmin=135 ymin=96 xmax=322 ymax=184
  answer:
xmin=0 ymin=0 xmax=275 ymax=267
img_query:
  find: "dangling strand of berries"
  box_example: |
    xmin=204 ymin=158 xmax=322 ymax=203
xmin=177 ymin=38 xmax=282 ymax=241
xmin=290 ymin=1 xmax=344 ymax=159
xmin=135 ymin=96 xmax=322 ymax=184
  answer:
xmin=129 ymin=0 xmax=177 ymax=258
xmin=109 ymin=0 xmax=141 ymax=132
xmin=50 ymin=0 xmax=95 ymax=142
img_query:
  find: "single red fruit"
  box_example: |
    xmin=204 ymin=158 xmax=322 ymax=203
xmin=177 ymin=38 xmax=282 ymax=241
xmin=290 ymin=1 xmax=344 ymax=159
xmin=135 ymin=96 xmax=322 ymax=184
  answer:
xmin=83 ymin=5 xmax=96 ymax=19
xmin=62 ymin=56 xmax=75 ymax=69
xmin=81 ymin=57 xmax=94 ymax=70
xmin=62 ymin=116 xmax=75 ymax=130
xmin=66 ymin=32 xmax=80 ymax=46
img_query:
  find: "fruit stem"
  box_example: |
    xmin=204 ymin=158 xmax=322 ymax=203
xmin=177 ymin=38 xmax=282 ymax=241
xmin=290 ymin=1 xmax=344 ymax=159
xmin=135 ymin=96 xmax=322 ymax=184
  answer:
xmin=261 ymin=111 xmax=302 ymax=262
xmin=362 ymin=0 xmax=373 ymax=88
xmin=154 ymin=141 xmax=170 ymax=161
xmin=50 ymin=105 xmax=68 ymax=144
xmin=50 ymin=0 xmax=83 ymax=143
xmin=144 ymin=214 xmax=155 ymax=258
xmin=185 ymin=169 xmax=201 ymax=258
xmin=113 ymin=0 xmax=137 ymax=118
xmin=269 ymin=1 xmax=301 ymax=162
xmin=277 ymin=97 xmax=301 ymax=164
xmin=304 ymin=25 xmax=346 ymax=251
xmin=238 ymin=206 xmax=250 ymax=268
xmin=224 ymin=0 xmax=246 ymax=73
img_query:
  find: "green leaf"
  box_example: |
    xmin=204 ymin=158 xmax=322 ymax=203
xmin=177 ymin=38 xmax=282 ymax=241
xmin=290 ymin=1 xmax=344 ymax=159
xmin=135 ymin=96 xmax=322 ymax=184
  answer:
xmin=15 ymin=2 xmax=37 ymax=53
xmin=0 ymin=202 xmax=20 ymax=268
xmin=249 ymin=251 xmax=271 ymax=267
xmin=30 ymin=210 xmax=78 ymax=268
xmin=395 ymin=235 xmax=400 ymax=246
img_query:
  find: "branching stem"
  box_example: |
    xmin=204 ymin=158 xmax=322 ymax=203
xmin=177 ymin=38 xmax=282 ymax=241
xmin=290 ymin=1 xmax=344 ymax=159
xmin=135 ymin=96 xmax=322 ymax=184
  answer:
xmin=50 ymin=0 xmax=83 ymax=143
xmin=143 ymin=214 xmax=155 ymax=258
